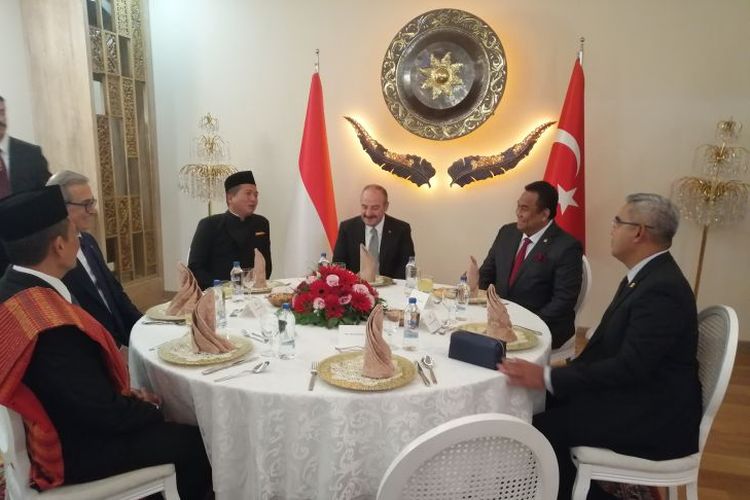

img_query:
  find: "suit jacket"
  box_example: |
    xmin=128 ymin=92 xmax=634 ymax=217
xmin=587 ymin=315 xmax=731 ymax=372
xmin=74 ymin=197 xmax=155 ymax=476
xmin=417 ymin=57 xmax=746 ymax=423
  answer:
xmin=62 ymin=232 xmax=142 ymax=347
xmin=8 ymin=136 xmax=51 ymax=194
xmin=478 ymin=222 xmax=582 ymax=348
xmin=550 ymin=252 xmax=701 ymax=459
xmin=189 ymin=211 xmax=272 ymax=290
xmin=332 ymin=214 xmax=415 ymax=279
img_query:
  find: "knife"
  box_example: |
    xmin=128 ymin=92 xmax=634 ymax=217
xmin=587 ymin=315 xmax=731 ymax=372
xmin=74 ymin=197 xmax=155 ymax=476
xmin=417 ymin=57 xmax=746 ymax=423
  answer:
xmin=414 ymin=361 xmax=430 ymax=387
xmin=202 ymin=356 xmax=258 ymax=375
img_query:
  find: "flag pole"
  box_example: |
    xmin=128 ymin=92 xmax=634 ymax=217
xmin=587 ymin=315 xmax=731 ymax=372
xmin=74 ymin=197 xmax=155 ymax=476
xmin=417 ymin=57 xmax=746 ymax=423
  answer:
xmin=315 ymin=48 xmax=320 ymax=73
xmin=578 ymin=37 xmax=585 ymax=65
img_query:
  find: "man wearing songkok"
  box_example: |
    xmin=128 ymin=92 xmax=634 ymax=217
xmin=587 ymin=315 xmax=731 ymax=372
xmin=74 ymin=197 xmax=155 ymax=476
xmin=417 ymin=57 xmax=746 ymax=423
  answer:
xmin=0 ymin=187 xmax=212 ymax=499
xmin=189 ymin=170 xmax=272 ymax=289
xmin=333 ymin=184 xmax=415 ymax=279
xmin=500 ymin=193 xmax=701 ymax=500
xmin=478 ymin=180 xmax=582 ymax=348
xmin=47 ymin=170 xmax=141 ymax=347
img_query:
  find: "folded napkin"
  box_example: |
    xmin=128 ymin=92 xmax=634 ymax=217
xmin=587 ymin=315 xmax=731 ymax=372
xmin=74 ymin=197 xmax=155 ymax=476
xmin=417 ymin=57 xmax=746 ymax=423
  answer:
xmin=361 ymin=304 xmax=395 ymax=379
xmin=190 ymin=288 xmax=235 ymax=354
xmin=467 ymin=255 xmax=480 ymax=298
xmin=166 ymin=263 xmax=202 ymax=316
xmin=486 ymin=284 xmax=517 ymax=343
xmin=359 ymin=244 xmax=377 ymax=282
xmin=253 ymin=249 xmax=268 ymax=289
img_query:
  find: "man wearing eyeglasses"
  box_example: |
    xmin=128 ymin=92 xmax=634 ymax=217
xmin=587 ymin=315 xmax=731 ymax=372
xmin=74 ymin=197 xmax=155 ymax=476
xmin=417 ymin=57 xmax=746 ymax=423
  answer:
xmin=47 ymin=170 xmax=142 ymax=347
xmin=500 ymin=193 xmax=701 ymax=500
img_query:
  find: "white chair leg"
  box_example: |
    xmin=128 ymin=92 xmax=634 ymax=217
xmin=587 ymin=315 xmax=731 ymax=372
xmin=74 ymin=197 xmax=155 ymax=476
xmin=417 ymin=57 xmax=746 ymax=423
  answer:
xmin=667 ymin=485 xmax=679 ymax=499
xmin=571 ymin=464 xmax=592 ymax=500
xmin=685 ymin=481 xmax=698 ymax=500
xmin=163 ymin=472 xmax=181 ymax=500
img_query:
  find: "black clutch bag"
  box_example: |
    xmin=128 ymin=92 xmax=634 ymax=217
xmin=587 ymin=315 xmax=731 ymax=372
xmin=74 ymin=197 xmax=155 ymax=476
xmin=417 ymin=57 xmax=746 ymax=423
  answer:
xmin=448 ymin=330 xmax=506 ymax=369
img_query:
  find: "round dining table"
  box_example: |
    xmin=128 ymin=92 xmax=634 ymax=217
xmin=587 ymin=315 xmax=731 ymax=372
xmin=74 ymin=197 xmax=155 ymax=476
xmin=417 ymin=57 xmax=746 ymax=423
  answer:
xmin=129 ymin=279 xmax=551 ymax=500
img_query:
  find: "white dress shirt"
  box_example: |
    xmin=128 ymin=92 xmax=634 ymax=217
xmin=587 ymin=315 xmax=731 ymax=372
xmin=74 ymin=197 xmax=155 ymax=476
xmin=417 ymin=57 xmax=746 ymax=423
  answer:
xmin=518 ymin=220 xmax=553 ymax=258
xmin=0 ymin=133 xmax=10 ymax=174
xmin=12 ymin=265 xmax=73 ymax=303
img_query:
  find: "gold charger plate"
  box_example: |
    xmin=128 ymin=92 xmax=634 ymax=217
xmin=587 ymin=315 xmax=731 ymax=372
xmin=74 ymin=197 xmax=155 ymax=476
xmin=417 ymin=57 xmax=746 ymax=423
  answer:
xmin=145 ymin=302 xmax=187 ymax=322
xmin=318 ymin=352 xmax=416 ymax=391
xmin=433 ymin=287 xmax=487 ymax=305
xmin=458 ymin=323 xmax=540 ymax=351
xmin=158 ymin=334 xmax=253 ymax=366
xmin=245 ymin=280 xmax=285 ymax=294
xmin=368 ymin=275 xmax=395 ymax=287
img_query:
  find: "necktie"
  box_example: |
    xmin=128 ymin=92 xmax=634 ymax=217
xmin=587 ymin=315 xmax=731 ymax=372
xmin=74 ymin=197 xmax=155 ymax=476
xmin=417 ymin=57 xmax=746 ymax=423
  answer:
xmin=0 ymin=151 xmax=10 ymax=199
xmin=368 ymin=227 xmax=380 ymax=273
xmin=614 ymin=276 xmax=629 ymax=299
xmin=508 ymin=237 xmax=532 ymax=286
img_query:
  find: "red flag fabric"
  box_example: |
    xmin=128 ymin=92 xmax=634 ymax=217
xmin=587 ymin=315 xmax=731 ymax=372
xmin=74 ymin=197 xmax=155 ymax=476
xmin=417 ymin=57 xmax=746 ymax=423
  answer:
xmin=544 ymin=58 xmax=585 ymax=251
xmin=299 ymin=72 xmax=338 ymax=249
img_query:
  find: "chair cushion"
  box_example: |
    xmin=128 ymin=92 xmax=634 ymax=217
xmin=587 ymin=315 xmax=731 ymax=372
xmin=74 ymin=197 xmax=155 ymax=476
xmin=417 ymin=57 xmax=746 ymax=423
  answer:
xmin=39 ymin=464 xmax=176 ymax=499
xmin=571 ymin=446 xmax=701 ymax=473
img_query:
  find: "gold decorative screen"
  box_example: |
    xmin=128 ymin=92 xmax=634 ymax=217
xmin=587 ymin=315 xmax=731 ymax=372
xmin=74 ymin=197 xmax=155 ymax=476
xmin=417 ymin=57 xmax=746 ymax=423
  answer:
xmin=87 ymin=0 xmax=157 ymax=282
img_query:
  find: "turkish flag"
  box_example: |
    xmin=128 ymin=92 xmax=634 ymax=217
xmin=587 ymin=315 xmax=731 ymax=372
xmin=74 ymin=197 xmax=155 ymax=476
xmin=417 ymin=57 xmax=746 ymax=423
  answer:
xmin=544 ymin=58 xmax=585 ymax=251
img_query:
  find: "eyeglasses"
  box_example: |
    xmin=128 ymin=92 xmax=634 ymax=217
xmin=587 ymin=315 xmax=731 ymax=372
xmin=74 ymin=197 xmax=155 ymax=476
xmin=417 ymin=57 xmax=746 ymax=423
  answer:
xmin=66 ymin=198 xmax=97 ymax=214
xmin=612 ymin=216 xmax=653 ymax=229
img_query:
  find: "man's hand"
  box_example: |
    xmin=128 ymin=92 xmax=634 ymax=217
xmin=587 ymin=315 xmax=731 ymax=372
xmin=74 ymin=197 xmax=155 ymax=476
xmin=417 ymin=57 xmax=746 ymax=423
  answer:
xmin=497 ymin=358 xmax=545 ymax=390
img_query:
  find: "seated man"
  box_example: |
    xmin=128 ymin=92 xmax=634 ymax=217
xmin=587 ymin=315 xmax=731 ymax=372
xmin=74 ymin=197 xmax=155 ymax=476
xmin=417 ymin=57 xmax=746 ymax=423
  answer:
xmin=332 ymin=184 xmax=415 ymax=279
xmin=500 ymin=193 xmax=702 ymax=500
xmin=189 ymin=170 xmax=272 ymax=289
xmin=0 ymin=186 xmax=212 ymax=499
xmin=48 ymin=170 xmax=141 ymax=347
xmin=478 ymin=180 xmax=582 ymax=348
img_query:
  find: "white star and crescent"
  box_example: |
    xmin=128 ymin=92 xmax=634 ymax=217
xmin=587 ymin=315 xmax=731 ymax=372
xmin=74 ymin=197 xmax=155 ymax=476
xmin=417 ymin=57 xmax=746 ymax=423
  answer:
xmin=551 ymin=127 xmax=582 ymax=214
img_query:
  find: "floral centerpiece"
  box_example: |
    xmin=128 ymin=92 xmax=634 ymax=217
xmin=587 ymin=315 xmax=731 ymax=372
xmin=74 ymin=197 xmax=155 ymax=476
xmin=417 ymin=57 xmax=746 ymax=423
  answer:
xmin=291 ymin=265 xmax=380 ymax=328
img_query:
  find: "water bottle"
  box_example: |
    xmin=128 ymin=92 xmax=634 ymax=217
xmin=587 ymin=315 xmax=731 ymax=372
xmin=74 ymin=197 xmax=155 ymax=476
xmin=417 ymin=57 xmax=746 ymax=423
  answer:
xmin=404 ymin=256 xmax=417 ymax=295
xmin=230 ymin=261 xmax=243 ymax=302
xmin=277 ymin=303 xmax=296 ymax=359
xmin=456 ymin=275 xmax=470 ymax=321
xmin=403 ymin=297 xmax=420 ymax=351
xmin=318 ymin=252 xmax=330 ymax=268
xmin=212 ymin=279 xmax=227 ymax=330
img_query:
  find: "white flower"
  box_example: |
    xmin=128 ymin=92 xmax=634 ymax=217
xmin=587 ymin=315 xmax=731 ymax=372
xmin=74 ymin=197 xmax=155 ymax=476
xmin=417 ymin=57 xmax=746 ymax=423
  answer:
xmin=313 ymin=297 xmax=326 ymax=310
xmin=352 ymin=283 xmax=368 ymax=294
xmin=339 ymin=294 xmax=352 ymax=305
xmin=326 ymin=274 xmax=340 ymax=287
xmin=306 ymin=275 xmax=317 ymax=285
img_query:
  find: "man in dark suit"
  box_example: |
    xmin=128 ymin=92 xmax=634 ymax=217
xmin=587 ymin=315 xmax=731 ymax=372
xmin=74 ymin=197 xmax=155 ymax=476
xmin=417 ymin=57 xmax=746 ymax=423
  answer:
xmin=500 ymin=193 xmax=702 ymax=500
xmin=332 ymin=184 xmax=415 ymax=279
xmin=47 ymin=170 xmax=141 ymax=347
xmin=479 ymin=181 xmax=583 ymax=348
xmin=0 ymin=187 xmax=211 ymax=499
xmin=189 ymin=170 xmax=272 ymax=289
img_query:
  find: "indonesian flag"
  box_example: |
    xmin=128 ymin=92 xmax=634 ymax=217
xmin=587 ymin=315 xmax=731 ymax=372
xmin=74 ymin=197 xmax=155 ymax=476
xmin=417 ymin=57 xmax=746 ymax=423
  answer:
xmin=544 ymin=58 xmax=585 ymax=251
xmin=283 ymin=72 xmax=339 ymax=276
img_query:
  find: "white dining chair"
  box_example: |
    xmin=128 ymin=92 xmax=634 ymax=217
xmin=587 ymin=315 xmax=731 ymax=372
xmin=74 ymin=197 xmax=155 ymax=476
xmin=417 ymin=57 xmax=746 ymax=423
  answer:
xmin=550 ymin=254 xmax=591 ymax=364
xmin=0 ymin=405 xmax=180 ymax=500
xmin=570 ymin=304 xmax=739 ymax=500
xmin=377 ymin=413 xmax=559 ymax=500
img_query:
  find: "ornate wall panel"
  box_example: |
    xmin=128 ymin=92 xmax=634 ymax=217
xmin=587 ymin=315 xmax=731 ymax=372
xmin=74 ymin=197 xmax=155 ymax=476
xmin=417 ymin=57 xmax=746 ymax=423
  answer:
xmin=130 ymin=0 xmax=145 ymax=80
xmin=106 ymin=75 xmax=122 ymax=117
xmin=121 ymin=77 xmax=138 ymax=157
xmin=115 ymin=0 xmax=131 ymax=37
xmin=104 ymin=30 xmax=119 ymax=74
xmin=89 ymin=26 xmax=104 ymax=73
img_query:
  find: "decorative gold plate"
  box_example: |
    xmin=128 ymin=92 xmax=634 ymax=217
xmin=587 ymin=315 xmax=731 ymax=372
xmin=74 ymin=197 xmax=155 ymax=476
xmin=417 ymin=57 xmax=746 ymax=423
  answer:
xmin=368 ymin=275 xmax=395 ymax=287
xmin=458 ymin=323 xmax=540 ymax=351
xmin=433 ymin=287 xmax=487 ymax=305
xmin=145 ymin=302 xmax=187 ymax=322
xmin=245 ymin=280 xmax=285 ymax=294
xmin=318 ymin=352 xmax=416 ymax=391
xmin=158 ymin=334 xmax=253 ymax=366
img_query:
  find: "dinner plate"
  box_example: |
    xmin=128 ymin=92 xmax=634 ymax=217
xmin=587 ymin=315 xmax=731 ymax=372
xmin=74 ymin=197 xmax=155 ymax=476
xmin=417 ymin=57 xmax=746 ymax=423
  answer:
xmin=318 ymin=352 xmax=416 ymax=391
xmin=145 ymin=301 xmax=187 ymax=322
xmin=367 ymin=275 xmax=395 ymax=287
xmin=433 ymin=288 xmax=487 ymax=305
xmin=158 ymin=334 xmax=253 ymax=366
xmin=457 ymin=323 xmax=540 ymax=351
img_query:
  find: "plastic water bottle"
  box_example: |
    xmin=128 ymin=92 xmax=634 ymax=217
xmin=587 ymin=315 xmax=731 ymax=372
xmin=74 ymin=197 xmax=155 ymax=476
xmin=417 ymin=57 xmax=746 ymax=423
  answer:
xmin=404 ymin=256 xmax=417 ymax=295
xmin=456 ymin=275 xmax=470 ymax=321
xmin=318 ymin=252 xmax=330 ymax=268
xmin=277 ymin=303 xmax=296 ymax=359
xmin=403 ymin=297 xmax=420 ymax=351
xmin=230 ymin=261 xmax=243 ymax=302
xmin=212 ymin=279 xmax=227 ymax=330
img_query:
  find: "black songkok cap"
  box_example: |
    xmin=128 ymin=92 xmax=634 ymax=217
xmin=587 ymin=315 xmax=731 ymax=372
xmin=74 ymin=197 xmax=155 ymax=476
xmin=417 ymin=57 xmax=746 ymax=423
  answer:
xmin=0 ymin=186 xmax=68 ymax=242
xmin=224 ymin=171 xmax=256 ymax=192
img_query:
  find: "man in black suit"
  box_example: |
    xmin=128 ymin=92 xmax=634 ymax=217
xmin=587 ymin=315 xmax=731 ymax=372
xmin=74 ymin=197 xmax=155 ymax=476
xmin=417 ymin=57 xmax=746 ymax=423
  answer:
xmin=500 ymin=193 xmax=702 ymax=500
xmin=47 ymin=170 xmax=141 ymax=347
xmin=332 ymin=184 xmax=415 ymax=279
xmin=189 ymin=170 xmax=272 ymax=289
xmin=0 ymin=187 xmax=211 ymax=499
xmin=479 ymin=181 xmax=583 ymax=348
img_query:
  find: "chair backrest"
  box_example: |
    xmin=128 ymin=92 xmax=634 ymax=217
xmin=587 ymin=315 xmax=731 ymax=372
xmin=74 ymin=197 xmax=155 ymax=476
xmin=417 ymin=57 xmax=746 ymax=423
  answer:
xmin=377 ymin=413 xmax=559 ymax=500
xmin=574 ymin=255 xmax=591 ymax=314
xmin=696 ymin=305 xmax=739 ymax=451
xmin=0 ymin=405 xmax=38 ymax=498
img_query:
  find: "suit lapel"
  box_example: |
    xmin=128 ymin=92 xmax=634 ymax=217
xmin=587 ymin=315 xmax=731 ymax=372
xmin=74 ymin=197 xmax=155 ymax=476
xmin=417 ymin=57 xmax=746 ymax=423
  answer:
xmin=379 ymin=215 xmax=395 ymax=269
xmin=510 ymin=223 xmax=557 ymax=289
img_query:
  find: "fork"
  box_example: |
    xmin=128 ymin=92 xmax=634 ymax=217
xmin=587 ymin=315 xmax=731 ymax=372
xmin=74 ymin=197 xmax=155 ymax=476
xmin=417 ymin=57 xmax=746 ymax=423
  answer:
xmin=308 ymin=361 xmax=319 ymax=391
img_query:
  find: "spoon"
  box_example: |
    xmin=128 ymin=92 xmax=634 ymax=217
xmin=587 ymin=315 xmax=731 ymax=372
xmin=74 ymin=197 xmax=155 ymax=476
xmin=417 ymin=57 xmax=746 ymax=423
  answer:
xmin=214 ymin=360 xmax=270 ymax=382
xmin=421 ymin=355 xmax=437 ymax=384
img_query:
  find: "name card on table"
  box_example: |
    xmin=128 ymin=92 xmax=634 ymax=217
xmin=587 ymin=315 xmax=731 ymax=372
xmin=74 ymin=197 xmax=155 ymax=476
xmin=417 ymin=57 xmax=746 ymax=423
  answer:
xmin=408 ymin=289 xmax=431 ymax=312
xmin=241 ymin=297 xmax=266 ymax=318
xmin=421 ymin=309 xmax=443 ymax=334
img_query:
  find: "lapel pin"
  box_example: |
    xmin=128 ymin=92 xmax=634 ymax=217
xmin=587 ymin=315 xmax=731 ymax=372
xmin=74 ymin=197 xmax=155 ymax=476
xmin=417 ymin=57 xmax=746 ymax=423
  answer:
xmin=628 ymin=281 xmax=636 ymax=288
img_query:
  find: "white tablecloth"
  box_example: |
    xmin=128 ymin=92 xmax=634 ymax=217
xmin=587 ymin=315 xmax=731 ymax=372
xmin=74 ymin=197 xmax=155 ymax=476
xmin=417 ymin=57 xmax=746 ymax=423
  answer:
xmin=129 ymin=280 xmax=550 ymax=500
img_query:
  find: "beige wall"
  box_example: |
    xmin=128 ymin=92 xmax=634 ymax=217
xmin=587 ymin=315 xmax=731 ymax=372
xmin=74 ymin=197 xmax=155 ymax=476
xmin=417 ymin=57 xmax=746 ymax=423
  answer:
xmin=0 ymin=0 xmax=36 ymax=141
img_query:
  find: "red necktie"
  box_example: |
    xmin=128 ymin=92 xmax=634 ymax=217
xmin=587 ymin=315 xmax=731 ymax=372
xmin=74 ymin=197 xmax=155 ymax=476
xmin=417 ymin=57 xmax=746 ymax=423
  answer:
xmin=508 ymin=237 xmax=532 ymax=286
xmin=0 ymin=153 xmax=10 ymax=199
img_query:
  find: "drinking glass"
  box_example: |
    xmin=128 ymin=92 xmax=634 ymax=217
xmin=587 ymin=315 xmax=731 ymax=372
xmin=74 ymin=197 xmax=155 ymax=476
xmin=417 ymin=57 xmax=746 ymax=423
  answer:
xmin=242 ymin=267 xmax=254 ymax=291
xmin=259 ymin=311 xmax=279 ymax=357
xmin=417 ymin=273 xmax=434 ymax=293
